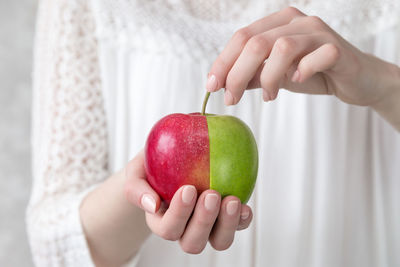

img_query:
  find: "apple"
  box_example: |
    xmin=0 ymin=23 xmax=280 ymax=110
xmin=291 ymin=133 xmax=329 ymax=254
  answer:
xmin=144 ymin=93 xmax=258 ymax=204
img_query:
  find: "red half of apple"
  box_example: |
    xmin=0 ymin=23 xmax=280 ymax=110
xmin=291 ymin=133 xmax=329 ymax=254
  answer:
xmin=144 ymin=113 xmax=258 ymax=204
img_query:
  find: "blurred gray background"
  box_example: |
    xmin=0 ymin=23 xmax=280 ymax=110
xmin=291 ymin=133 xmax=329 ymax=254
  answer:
xmin=0 ymin=0 xmax=37 ymax=266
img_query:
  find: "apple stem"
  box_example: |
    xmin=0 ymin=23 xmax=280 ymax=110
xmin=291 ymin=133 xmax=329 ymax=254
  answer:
xmin=201 ymin=92 xmax=211 ymax=116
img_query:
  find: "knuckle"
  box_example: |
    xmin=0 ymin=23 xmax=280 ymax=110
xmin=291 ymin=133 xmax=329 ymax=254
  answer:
xmin=247 ymin=35 xmax=270 ymax=55
xmin=307 ymin=16 xmax=325 ymax=30
xmin=214 ymin=56 xmax=229 ymax=71
xmin=196 ymin=217 xmax=214 ymax=229
xmin=233 ymin=27 xmax=252 ymax=45
xmin=123 ymin=183 xmax=136 ymax=204
xmin=274 ymin=37 xmax=296 ymax=55
xmin=325 ymin=43 xmax=340 ymax=62
xmin=123 ymin=184 xmax=132 ymax=200
xmin=282 ymin=6 xmax=302 ymax=17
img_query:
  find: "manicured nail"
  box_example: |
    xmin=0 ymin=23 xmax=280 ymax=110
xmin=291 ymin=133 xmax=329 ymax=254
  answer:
xmin=224 ymin=90 xmax=234 ymax=105
xmin=204 ymin=193 xmax=219 ymax=211
xmin=182 ymin=185 xmax=196 ymax=205
xmin=241 ymin=210 xmax=250 ymax=220
xmin=141 ymin=194 xmax=156 ymax=213
xmin=226 ymin=200 xmax=239 ymax=216
xmin=206 ymin=74 xmax=218 ymax=92
xmin=291 ymin=70 xmax=300 ymax=82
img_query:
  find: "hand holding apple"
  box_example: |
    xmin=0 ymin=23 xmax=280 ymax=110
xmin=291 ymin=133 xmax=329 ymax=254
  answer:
xmin=124 ymin=92 xmax=257 ymax=253
xmin=124 ymin=151 xmax=253 ymax=254
xmin=144 ymin=93 xmax=258 ymax=204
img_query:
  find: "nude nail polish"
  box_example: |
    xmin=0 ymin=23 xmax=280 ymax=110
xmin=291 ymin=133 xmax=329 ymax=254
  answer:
xmin=226 ymin=200 xmax=239 ymax=216
xmin=182 ymin=185 xmax=196 ymax=205
xmin=141 ymin=194 xmax=156 ymax=213
xmin=204 ymin=193 xmax=219 ymax=211
xmin=206 ymin=74 xmax=218 ymax=92
xmin=241 ymin=210 xmax=250 ymax=220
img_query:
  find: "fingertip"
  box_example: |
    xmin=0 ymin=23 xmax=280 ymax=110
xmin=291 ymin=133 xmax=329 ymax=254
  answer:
xmin=291 ymin=69 xmax=301 ymax=83
xmin=240 ymin=209 xmax=250 ymax=221
xmin=262 ymin=90 xmax=272 ymax=102
xmin=166 ymin=185 xmax=197 ymax=214
xmin=220 ymin=196 xmax=241 ymax=216
xmin=141 ymin=193 xmax=157 ymax=214
xmin=204 ymin=192 xmax=220 ymax=212
xmin=124 ymin=177 xmax=161 ymax=213
xmin=181 ymin=185 xmax=197 ymax=205
xmin=224 ymin=90 xmax=235 ymax=105
xmin=226 ymin=199 xmax=240 ymax=216
xmin=271 ymin=89 xmax=279 ymax=101
xmin=206 ymin=74 xmax=219 ymax=92
xmin=237 ymin=205 xmax=253 ymax=230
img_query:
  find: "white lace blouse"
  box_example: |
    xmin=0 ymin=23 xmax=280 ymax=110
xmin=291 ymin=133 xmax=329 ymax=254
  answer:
xmin=27 ymin=0 xmax=400 ymax=266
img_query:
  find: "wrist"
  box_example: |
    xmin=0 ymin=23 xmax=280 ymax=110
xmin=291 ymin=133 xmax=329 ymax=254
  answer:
xmin=370 ymin=61 xmax=400 ymax=131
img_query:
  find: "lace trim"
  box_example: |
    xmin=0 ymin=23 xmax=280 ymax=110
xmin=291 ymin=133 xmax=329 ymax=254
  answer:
xmin=92 ymin=0 xmax=400 ymax=58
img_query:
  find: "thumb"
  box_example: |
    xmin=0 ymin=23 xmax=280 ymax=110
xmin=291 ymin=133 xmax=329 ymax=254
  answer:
xmin=124 ymin=150 xmax=161 ymax=214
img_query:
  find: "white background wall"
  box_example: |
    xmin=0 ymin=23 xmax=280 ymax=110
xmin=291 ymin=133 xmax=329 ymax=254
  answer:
xmin=0 ymin=0 xmax=37 ymax=266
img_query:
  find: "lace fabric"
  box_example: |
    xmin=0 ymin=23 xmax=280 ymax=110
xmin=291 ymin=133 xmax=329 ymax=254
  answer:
xmin=27 ymin=0 xmax=399 ymax=266
xmin=27 ymin=0 xmax=107 ymax=266
xmin=92 ymin=0 xmax=400 ymax=60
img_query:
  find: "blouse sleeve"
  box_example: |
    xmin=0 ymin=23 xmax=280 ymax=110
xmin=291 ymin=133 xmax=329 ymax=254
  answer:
xmin=26 ymin=0 xmax=109 ymax=266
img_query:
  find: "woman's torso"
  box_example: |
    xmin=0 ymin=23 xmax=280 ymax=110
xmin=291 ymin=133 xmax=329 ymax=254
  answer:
xmin=90 ymin=1 xmax=400 ymax=266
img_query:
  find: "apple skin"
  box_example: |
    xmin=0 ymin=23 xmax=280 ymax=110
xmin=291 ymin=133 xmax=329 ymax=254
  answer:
xmin=144 ymin=113 xmax=258 ymax=204
xmin=145 ymin=113 xmax=210 ymax=203
xmin=207 ymin=115 xmax=258 ymax=203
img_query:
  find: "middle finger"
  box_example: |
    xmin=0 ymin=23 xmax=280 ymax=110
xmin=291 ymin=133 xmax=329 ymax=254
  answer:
xmin=179 ymin=190 xmax=221 ymax=254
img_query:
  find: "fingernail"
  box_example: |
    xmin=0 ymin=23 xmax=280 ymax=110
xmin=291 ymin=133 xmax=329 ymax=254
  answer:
xmin=182 ymin=185 xmax=196 ymax=205
xmin=241 ymin=210 xmax=250 ymax=220
xmin=206 ymin=74 xmax=218 ymax=92
xmin=141 ymin=194 xmax=156 ymax=213
xmin=226 ymin=200 xmax=239 ymax=216
xmin=204 ymin=193 xmax=219 ymax=211
xmin=224 ymin=90 xmax=234 ymax=105
xmin=291 ymin=70 xmax=300 ymax=82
